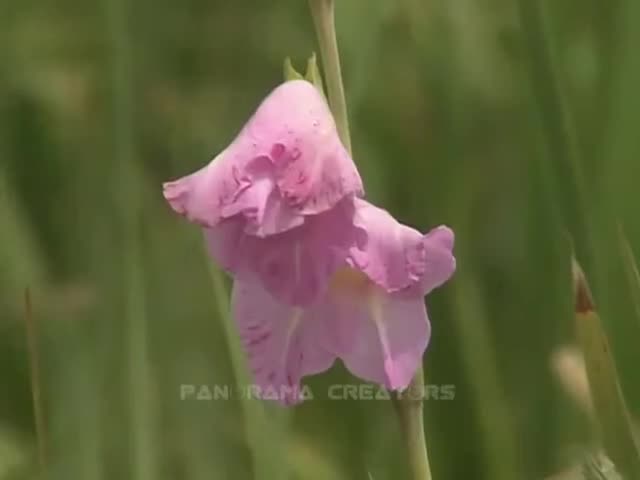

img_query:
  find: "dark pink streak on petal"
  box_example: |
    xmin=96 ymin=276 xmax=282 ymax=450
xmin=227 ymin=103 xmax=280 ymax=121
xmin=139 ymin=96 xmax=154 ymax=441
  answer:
xmin=231 ymin=278 xmax=336 ymax=406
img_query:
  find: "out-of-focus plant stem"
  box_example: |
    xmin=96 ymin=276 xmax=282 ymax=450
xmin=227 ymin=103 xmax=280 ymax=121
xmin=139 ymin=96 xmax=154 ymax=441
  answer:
xmin=105 ymin=0 xmax=156 ymax=477
xmin=451 ymin=277 xmax=521 ymax=480
xmin=309 ymin=0 xmax=352 ymax=154
xmin=392 ymin=366 xmax=432 ymax=480
xmin=207 ymin=264 xmax=288 ymax=480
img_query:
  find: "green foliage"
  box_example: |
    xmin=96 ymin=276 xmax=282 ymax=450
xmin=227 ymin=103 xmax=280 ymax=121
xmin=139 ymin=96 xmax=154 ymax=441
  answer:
xmin=2 ymin=0 xmax=640 ymax=479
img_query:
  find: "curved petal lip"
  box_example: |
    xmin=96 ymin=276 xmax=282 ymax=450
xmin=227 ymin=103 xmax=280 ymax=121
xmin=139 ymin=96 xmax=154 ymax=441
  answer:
xmin=347 ymin=199 xmax=456 ymax=297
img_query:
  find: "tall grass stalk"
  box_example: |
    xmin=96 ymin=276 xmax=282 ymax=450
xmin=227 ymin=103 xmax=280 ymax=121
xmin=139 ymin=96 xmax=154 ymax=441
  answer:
xmin=206 ymin=263 xmax=289 ymax=480
xmin=452 ymin=278 xmax=521 ymax=480
xmin=104 ymin=0 xmax=157 ymax=477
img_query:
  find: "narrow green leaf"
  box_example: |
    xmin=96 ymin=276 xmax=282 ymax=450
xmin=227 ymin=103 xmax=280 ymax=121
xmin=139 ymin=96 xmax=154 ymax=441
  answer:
xmin=283 ymin=54 xmax=326 ymax=96
xmin=452 ymin=277 xmax=522 ymax=480
xmin=283 ymin=57 xmax=304 ymax=82
xmin=572 ymin=259 xmax=640 ymax=478
xmin=516 ymin=0 xmax=593 ymax=273
xmin=105 ymin=0 xmax=158 ymax=475
xmin=206 ymin=263 xmax=289 ymax=480
xmin=304 ymin=52 xmax=325 ymax=95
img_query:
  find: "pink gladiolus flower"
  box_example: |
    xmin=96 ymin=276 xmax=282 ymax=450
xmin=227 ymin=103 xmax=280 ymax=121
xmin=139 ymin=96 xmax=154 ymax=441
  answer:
xmin=230 ymin=199 xmax=455 ymax=404
xmin=162 ymin=80 xmax=456 ymax=405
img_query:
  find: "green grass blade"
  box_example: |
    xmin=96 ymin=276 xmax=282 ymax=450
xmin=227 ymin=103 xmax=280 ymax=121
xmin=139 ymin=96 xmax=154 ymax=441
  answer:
xmin=515 ymin=0 xmax=593 ymax=272
xmin=304 ymin=53 xmax=325 ymax=95
xmin=452 ymin=277 xmax=521 ymax=480
xmin=104 ymin=0 xmax=158 ymax=476
xmin=206 ymin=264 xmax=289 ymax=480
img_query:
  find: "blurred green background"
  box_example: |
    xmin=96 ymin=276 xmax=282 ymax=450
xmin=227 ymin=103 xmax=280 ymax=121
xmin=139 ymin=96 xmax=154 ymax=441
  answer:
xmin=2 ymin=0 xmax=640 ymax=479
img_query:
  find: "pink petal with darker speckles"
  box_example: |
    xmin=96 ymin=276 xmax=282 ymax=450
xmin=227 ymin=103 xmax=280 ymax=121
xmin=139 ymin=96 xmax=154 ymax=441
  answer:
xmin=348 ymin=199 xmax=456 ymax=297
xmin=232 ymin=277 xmax=336 ymax=405
xmin=163 ymin=80 xmax=363 ymax=237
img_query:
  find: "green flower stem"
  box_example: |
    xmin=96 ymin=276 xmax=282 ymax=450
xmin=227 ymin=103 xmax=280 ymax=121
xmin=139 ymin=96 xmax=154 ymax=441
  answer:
xmin=392 ymin=365 xmax=432 ymax=480
xmin=309 ymin=2 xmax=432 ymax=478
xmin=308 ymin=0 xmax=352 ymax=154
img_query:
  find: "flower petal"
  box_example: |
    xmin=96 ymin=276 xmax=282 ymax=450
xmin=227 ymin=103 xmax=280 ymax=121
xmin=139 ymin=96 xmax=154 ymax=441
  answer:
xmin=417 ymin=226 xmax=456 ymax=295
xmin=232 ymin=278 xmax=336 ymax=405
xmin=348 ymin=199 xmax=456 ymax=296
xmin=163 ymin=80 xmax=363 ymax=236
xmin=206 ymin=197 xmax=358 ymax=306
xmin=325 ymin=287 xmax=431 ymax=390
xmin=348 ymin=199 xmax=427 ymax=292
xmin=163 ymin=152 xmax=230 ymax=227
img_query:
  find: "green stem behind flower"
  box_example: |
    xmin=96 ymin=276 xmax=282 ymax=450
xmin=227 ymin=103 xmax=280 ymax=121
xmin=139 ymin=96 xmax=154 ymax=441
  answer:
xmin=207 ymin=264 xmax=289 ymax=480
xmin=309 ymin=2 xmax=432 ymax=478
xmin=392 ymin=365 xmax=432 ymax=480
xmin=308 ymin=0 xmax=352 ymax=154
